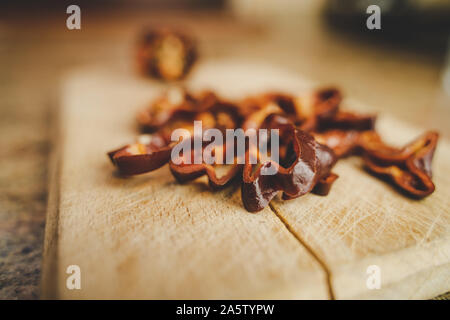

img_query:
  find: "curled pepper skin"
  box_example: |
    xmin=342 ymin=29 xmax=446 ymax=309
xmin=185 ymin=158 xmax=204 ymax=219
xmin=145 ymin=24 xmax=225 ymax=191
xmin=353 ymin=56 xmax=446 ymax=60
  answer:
xmin=108 ymin=87 xmax=439 ymax=212
xmin=362 ymin=131 xmax=438 ymax=198
xmin=137 ymin=89 xmax=242 ymax=136
xmin=314 ymin=129 xmax=439 ymax=198
xmin=170 ymin=162 xmax=243 ymax=190
xmin=108 ymin=134 xmax=172 ymax=175
xmin=313 ymin=130 xmax=362 ymax=158
xmin=320 ymin=111 xmax=376 ymax=131
xmin=312 ymin=172 xmax=339 ymax=196
xmin=168 ymin=137 xmax=243 ymax=190
xmin=242 ymin=115 xmax=337 ymax=212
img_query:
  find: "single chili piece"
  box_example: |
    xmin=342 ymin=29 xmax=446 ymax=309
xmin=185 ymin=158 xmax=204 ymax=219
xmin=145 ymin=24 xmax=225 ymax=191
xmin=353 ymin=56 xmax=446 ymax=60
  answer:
xmin=108 ymin=134 xmax=172 ymax=176
xmin=136 ymin=28 xmax=197 ymax=81
xmin=362 ymin=131 xmax=438 ymax=198
xmin=242 ymin=115 xmax=337 ymax=212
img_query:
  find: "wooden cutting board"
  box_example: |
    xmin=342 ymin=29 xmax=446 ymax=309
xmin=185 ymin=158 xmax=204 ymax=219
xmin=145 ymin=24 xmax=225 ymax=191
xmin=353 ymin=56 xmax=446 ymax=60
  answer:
xmin=42 ymin=60 xmax=450 ymax=299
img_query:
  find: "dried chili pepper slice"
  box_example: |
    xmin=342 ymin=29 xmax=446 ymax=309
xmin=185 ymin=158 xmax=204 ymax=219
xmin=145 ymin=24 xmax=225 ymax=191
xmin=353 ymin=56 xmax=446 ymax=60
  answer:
xmin=312 ymin=172 xmax=339 ymax=196
xmin=136 ymin=29 xmax=197 ymax=81
xmin=170 ymin=162 xmax=243 ymax=190
xmin=108 ymin=87 xmax=439 ymax=212
xmin=242 ymin=115 xmax=337 ymax=212
xmin=296 ymin=87 xmax=341 ymax=132
xmin=138 ymin=89 xmax=242 ymax=135
xmin=319 ymin=111 xmax=376 ymax=131
xmin=168 ymin=137 xmax=243 ymax=189
xmin=314 ymin=129 xmax=439 ymax=198
xmin=313 ymin=130 xmax=362 ymax=158
xmin=363 ymin=131 xmax=438 ymax=198
xmin=108 ymin=134 xmax=172 ymax=175
xmin=361 ymin=131 xmax=437 ymax=165
xmin=137 ymin=89 xmax=210 ymax=132
xmin=313 ymin=88 xmax=342 ymax=121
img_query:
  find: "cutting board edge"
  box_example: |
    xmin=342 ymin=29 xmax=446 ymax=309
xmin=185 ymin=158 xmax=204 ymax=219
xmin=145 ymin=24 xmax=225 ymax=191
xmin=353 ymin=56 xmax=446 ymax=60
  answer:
xmin=41 ymin=99 xmax=63 ymax=300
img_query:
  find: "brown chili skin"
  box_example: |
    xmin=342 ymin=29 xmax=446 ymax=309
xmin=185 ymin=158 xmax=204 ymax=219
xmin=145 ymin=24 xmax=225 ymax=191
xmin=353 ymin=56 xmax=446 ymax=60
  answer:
xmin=314 ymin=129 xmax=439 ymax=198
xmin=362 ymin=131 xmax=438 ymax=198
xmin=312 ymin=130 xmax=362 ymax=158
xmin=312 ymin=173 xmax=339 ymax=196
xmin=170 ymin=162 xmax=243 ymax=190
xmin=138 ymin=90 xmax=243 ymax=135
xmin=108 ymin=133 xmax=173 ymax=175
xmin=136 ymin=29 xmax=197 ymax=81
xmin=318 ymin=111 xmax=376 ymax=132
xmin=168 ymin=135 xmax=244 ymax=189
xmin=298 ymin=88 xmax=341 ymax=132
xmin=242 ymin=116 xmax=337 ymax=212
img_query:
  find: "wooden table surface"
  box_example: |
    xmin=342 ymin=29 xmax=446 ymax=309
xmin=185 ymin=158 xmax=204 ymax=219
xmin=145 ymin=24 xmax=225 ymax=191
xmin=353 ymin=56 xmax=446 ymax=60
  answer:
xmin=0 ymin=6 xmax=448 ymax=299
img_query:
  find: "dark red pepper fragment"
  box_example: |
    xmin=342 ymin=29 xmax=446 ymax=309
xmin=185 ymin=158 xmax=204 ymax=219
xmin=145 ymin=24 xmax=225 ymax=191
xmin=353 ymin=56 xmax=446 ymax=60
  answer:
xmin=108 ymin=134 xmax=172 ymax=175
xmin=312 ymin=173 xmax=339 ymax=196
xmin=241 ymin=119 xmax=337 ymax=212
xmin=362 ymin=131 xmax=438 ymax=198
xmin=137 ymin=89 xmax=242 ymax=137
xmin=314 ymin=129 xmax=439 ymax=198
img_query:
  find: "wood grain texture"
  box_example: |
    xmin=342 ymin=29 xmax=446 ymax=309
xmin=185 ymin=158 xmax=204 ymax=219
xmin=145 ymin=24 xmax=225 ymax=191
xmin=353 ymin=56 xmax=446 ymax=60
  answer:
xmin=42 ymin=61 xmax=450 ymax=299
xmin=42 ymin=63 xmax=330 ymax=299
xmin=271 ymin=117 xmax=450 ymax=299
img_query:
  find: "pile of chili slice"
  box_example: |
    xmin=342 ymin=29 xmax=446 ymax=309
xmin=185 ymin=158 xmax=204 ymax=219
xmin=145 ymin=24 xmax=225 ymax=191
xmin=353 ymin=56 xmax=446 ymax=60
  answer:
xmin=108 ymin=87 xmax=439 ymax=212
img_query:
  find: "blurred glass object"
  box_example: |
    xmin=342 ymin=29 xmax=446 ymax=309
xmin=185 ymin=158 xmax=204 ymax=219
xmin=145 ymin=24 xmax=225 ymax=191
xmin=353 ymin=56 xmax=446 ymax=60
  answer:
xmin=325 ymin=0 xmax=450 ymax=53
xmin=442 ymin=38 xmax=450 ymax=98
xmin=0 ymin=0 xmax=226 ymax=11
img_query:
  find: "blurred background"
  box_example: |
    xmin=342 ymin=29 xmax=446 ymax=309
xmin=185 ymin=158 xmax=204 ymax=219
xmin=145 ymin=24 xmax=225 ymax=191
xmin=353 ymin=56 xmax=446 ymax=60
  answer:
xmin=0 ymin=0 xmax=449 ymax=299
